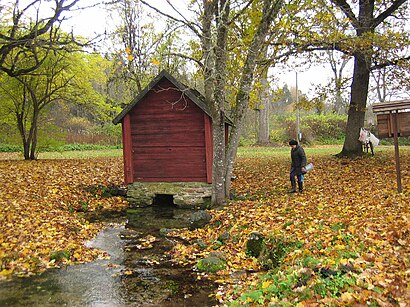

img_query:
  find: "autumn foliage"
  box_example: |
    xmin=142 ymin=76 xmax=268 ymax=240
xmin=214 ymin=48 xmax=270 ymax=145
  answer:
xmin=0 ymin=148 xmax=409 ymax=306
xmin=167 ymin=149 xmax=409 ymax=306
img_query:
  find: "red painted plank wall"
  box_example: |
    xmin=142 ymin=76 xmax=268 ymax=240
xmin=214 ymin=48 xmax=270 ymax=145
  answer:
xmin=129 ymin=79 xmax=208 ymax=182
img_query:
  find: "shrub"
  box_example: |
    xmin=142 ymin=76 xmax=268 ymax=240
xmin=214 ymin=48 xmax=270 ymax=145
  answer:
xmin=270 ymin=113 xmax=347 ymax=144
xmin=0 ymin=144 xmax=22 ymax=152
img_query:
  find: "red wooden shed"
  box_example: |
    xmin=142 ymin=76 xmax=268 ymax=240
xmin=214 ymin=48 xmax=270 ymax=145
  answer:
xmin=113 ymin=70 xmax=229 ymax=186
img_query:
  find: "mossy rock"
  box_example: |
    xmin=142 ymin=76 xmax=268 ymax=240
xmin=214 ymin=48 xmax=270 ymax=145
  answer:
xmin=188 ymin=210 xmax=211 ymax=230
xmin=159 ymin=228 xmax=172 ymax=237
xmin=196 ymin=255 xmax=226 ymax=273
xmin=258 ymin=235 xmax=301 ymax=269
xmin=50 ymin=250 xmax=71 ymax=262
xmin=217 ymin=231 xmax=230 ymax=243
xmin=194 ymin=239 xmax=209 ymax=249
xmin=245 ymin=231 xmax=265 ymax=257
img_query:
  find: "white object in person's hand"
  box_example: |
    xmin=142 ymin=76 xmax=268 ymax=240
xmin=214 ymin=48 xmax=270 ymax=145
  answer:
xmin=305 ymin=163 xmax=314 ymax=172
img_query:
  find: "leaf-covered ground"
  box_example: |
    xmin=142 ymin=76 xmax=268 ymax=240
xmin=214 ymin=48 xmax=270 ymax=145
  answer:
xmin=167 ymin=149 xmax=410 ymax=306
xmin=0 ymin=149 xmax=409 ymax=306
xmin=0 ymin=157 xmax=128 ymax=278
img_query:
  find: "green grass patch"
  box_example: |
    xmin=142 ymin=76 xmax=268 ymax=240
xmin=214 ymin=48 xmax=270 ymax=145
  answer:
xmin=229 ymin=260 xmax=358 ymax=306
xmin=38 ymin=149 xmax=123 ymax=159
xmin=2 ymin=143 xmax=409 ymax=160
xmin=0 ymin=144 xmax=22 ymax=152
xmin=237 ymin=144 xmax=410 ymax=159
xmin=237 ymin=145 xmax=342 ymax=158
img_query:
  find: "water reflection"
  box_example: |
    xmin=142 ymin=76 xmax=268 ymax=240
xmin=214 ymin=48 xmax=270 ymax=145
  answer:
xmin=0 ymin=207 xmax=217 ymax=306
xmin=0 ymin=226 xmax=127 ymax=306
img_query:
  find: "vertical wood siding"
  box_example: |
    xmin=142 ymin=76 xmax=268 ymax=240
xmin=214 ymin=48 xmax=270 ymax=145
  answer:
xmin=122 ymin=114 xmax=134 ymax=184
xmin=129 ymin=78 xmax=208 ymax=182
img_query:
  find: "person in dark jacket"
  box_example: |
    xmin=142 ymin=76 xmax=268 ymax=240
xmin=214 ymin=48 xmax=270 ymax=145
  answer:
xmin=288 ymin=139 xmax=307 ymax=193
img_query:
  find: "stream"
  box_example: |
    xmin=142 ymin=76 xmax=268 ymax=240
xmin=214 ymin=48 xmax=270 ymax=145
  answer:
xmin=0 ymin=206 xmax=218 ymax=306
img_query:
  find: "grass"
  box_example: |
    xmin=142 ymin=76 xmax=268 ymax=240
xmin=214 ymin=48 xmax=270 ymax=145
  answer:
xmin=237 ymin=145 xmax=342 ymax=158
xmin=37 ymin=149 xmax=123 ymax=159
xmin=0 ymin=149 xmax=123 ymax=160
xmin=237 ymin=144 xmax=410 ymax=159
xmin=0 ymin=144 xmax=408 ymax=160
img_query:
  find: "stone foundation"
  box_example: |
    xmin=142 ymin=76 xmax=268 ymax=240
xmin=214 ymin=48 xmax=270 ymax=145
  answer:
xmin=127 ymin=182 xmax=212 ymax=209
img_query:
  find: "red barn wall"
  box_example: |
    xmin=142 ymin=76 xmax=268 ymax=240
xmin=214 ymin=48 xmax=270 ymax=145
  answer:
xmin=127 ymin=78 xmax=209 ymax=182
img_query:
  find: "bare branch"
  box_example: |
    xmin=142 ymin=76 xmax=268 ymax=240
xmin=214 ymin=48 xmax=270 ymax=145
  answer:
xmin=0 ymin=0 xmax=87 ymax=77
xmin=371 ymin=55 xmax=410 ymax=71
xmin=329 ymin=0 xmax=359 ymax=28
xmin=139 ymin=0 xmax=201 ymax=38
xmin=373 ymin=0 xmax=407 ymax=27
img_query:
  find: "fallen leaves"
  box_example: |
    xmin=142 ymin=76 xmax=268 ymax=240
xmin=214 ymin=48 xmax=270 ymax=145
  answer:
xmin=0 ymin=158 xmax=128 ymax=278
xmin=124 ymin=234 xmax=157 ymax=250
xmin=167 ymin=149 xmax=410 ymax=305
xmin=0 ymin=148 xmax=409 ymax=305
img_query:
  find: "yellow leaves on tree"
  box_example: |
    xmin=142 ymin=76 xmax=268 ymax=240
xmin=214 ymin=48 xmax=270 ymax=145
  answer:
xmin=151 ymin=58 xmax=160 ymax=65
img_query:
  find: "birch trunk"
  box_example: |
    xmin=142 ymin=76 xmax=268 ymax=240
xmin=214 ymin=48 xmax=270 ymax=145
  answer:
xmin=225 ymin=0 xmax=283 ymax=198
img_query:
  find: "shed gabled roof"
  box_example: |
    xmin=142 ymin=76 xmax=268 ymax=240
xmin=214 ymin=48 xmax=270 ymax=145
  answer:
xmin=113 ymin=70 xmax=214 ymax=125
xmin=372 ymin=99 xmax=410 ymax=114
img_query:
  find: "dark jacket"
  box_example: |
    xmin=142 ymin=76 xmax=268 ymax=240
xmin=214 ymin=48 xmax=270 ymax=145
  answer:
xmin=291 ymin=145 xmax=307 ymax=170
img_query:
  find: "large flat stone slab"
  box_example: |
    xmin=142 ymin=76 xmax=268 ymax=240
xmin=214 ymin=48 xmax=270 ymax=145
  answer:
xmin=127 ymin=182 xmax=212 ymax=209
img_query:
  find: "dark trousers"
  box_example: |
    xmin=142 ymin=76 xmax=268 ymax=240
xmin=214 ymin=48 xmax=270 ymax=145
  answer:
xmin=290 ymin=167 xmax=304 ymax=188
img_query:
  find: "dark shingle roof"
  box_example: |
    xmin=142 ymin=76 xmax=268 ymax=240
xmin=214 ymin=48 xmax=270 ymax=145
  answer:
xmin=113 ymin=70 xmax=216 ymax=125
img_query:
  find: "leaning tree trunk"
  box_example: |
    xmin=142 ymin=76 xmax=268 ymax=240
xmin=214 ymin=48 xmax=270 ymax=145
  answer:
xmin=340 ymin=52 xmax=371 ymax=156
xmin=225 ymin=0 xmax=283 ymax=198
xmin=225 ymin=88 xmax=249 ymax=198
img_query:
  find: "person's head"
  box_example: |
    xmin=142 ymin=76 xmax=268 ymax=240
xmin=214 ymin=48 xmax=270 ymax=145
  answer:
xmin=289 ymin=139 xmax=298 ymax=148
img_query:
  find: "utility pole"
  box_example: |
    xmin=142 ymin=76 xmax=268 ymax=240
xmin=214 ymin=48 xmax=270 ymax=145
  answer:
xmin=296 ymin=72 xmax=301 ymax=142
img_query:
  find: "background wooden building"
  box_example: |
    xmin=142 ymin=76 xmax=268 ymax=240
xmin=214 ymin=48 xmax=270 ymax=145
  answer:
xmin=372 ymin=99 xmax=410 ymax=193
xmin=372 ymin=99 xmax=410 ymax=138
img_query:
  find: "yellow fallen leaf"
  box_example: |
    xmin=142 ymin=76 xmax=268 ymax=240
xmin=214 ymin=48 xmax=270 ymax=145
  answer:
xmin=341 ymin=292 xmax=354 ymax=302
xmin=262 ymin=280 xmax=272 ymax=289
xmin=0 ymin=269 xmax=13 ymax=277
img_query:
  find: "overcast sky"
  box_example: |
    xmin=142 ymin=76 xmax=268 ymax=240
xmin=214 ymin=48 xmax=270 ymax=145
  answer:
xmin=62 ymin=0 xmax=330 ymax=96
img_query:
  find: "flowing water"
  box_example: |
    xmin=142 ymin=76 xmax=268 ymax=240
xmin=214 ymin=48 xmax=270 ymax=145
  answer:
xmin=0 ymin=206 xmax=217 ymax=306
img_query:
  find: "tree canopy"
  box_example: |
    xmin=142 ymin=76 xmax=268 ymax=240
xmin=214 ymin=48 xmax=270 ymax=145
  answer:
xmin=0 ymin=0 xmax=90 ymax=77
xmin=264 ymin=0 xmax=409 ymax=154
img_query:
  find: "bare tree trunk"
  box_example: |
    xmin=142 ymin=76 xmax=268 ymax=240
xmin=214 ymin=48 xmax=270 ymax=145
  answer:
xmin=225 ymin=0 xmax=283 ymax=198
xmin=29 ymin=110 xmax=39 ymax=160
xmin=16 ymin=115 xmax=30 ymax=160
xmin=340 ymin=53 xmax=371 ymax=156
xmin=332 ymin=0 xmax=410 ymax=156
xmin=338 ymin=0 xmax=374 ymax=156
xmin=16 ymin=89 xmax=31 ymax=160
xmin=212 ymin=112 xmax=227 ymax=205
xmin=200 ymin=0 xmax=230 ymax=206
xmin=327 ymin=51 xmax=349 ymax=114
xmin=372 ymin=68 xmax=388 ymax=102
xmin=201 ymin=0 xmax=215 ymax=103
